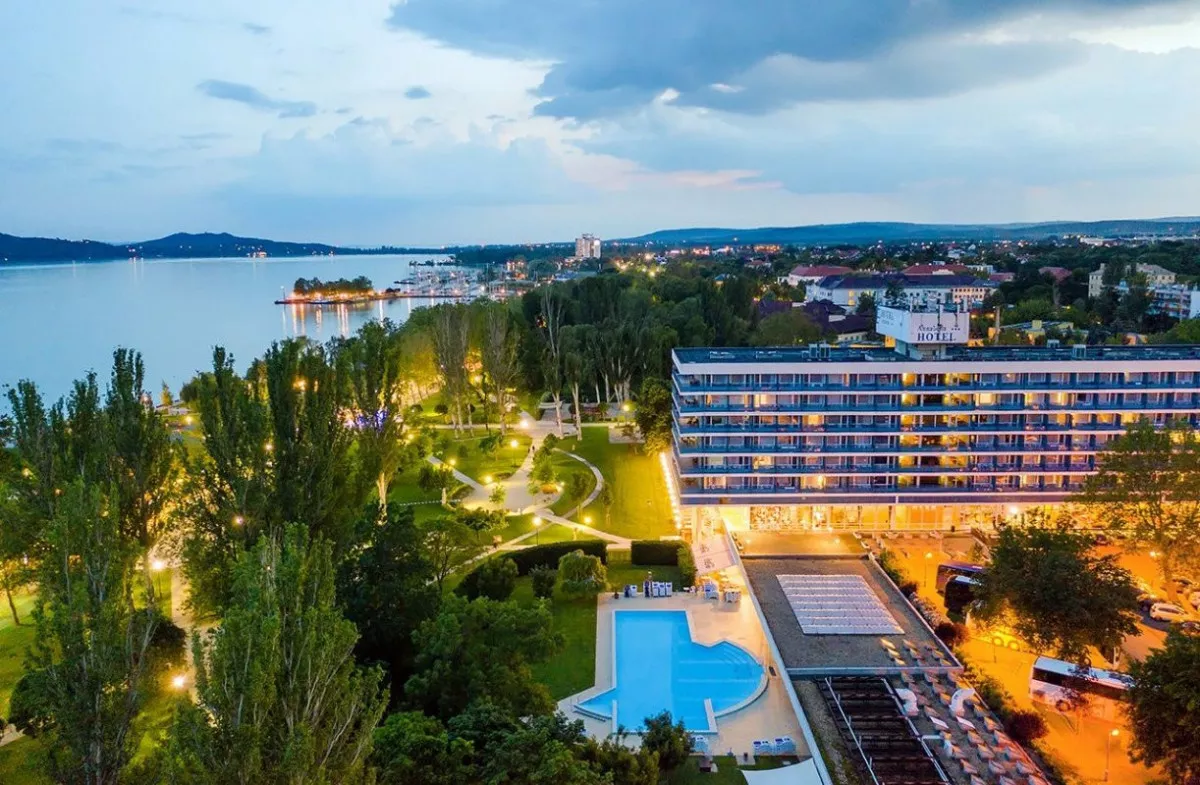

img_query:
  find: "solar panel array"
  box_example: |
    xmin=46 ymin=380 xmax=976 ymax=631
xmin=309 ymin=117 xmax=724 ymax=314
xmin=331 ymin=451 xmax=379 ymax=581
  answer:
xmin=777 ymin=574 xmax=903 ymax=635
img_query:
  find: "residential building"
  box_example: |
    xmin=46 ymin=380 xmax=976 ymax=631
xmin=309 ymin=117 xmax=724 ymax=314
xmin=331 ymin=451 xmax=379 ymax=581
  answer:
xmin=1038 ymin=266 xmax=1072 ymax=284
xmin=901 ymin=263 xmax=970 ymax=276
xmin=575 ymin=234 xmax=602 ymax=259
xmin=806 ymin=273 xmax=994 ymax=310
xmin=1115 ymin=281 xmax=1200 ymax=320
xmin=667 ymin=301 xmax=1200 ymax=533
xmin=1088 ymin=263 xmax=1175 ymax=297
xmin=784 ymin=265 xmax=852 ymax=287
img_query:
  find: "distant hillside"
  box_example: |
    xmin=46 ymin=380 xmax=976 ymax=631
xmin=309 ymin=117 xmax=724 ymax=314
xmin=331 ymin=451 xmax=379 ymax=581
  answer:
xmin=621 ymin=218 xmax=1200 ymax=246
xmin=0 ymin=231 xmax=438 ymax=264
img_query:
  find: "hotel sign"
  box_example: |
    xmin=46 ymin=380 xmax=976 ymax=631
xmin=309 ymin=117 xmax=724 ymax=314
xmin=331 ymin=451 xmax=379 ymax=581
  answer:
xmin=876 ymin=307 xmax=969 ymax=344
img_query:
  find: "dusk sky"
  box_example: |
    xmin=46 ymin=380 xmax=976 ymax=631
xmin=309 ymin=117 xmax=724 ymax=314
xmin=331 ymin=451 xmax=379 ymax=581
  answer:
xmin=2 ymin=1 xmax=1199 ymax=246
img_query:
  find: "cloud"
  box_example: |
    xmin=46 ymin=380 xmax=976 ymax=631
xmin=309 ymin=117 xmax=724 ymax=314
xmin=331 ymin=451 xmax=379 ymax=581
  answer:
xmin=196 ymin=79 xmax=316 ymax=118
xmin=242 ymin=22 xmax=271 ymax=35
xmin=387 ymin=0 xmax=1181 ymax=118
xmin=404 ymin=86 xmax=432 ymax=100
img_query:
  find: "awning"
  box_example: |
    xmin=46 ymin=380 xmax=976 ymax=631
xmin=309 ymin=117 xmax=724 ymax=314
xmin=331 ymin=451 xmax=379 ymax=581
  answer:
xmin=692 ymin=535 xmax=736 ymax=575
xmin=742 ymin=759 xmax=823 ymax=785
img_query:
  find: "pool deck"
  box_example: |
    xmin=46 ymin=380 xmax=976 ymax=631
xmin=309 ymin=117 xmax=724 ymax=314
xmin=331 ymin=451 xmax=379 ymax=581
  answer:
xmin=560 ymin=571 xmax=809 ymax=761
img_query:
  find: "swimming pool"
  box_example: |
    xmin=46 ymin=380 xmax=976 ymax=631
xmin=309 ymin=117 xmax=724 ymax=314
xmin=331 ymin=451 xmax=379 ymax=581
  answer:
xmin=576 ymin=609 xmax=765 ymax=732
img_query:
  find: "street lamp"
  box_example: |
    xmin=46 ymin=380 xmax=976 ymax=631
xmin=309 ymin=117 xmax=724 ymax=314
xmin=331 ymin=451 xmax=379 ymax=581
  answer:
xmin=1105 ymin=728 xmax=1119 ymax=782
xmin=483 ymin=475 xmax=493 ymax=485
xmin=172 ymin=674 xmax=187 ymax=691
xmin=923 ymin=552 xmax=934 ymax=589
xmin=532 ymin=515 xmax=542 ymax=545
xmin=151 ymin=558 xmax=166 ymax=599
xmin=510 ymin=439 xmax=519 ymax=449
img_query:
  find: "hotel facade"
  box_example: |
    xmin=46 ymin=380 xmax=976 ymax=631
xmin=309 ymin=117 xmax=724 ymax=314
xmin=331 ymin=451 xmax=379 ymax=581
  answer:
xmin=669 ymin=305 xmax=1200 ymax=532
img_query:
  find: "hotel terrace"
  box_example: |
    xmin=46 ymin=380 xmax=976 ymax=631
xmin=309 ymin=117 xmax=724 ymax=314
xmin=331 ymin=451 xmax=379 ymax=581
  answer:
xmin=668 ymin=303 xmax=1200 ymax=532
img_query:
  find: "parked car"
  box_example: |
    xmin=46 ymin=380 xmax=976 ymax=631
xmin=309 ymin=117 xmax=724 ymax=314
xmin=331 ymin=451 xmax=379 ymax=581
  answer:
xmin=1190 ymin=590 xmax=1200 ymax=611
xmin=1178 ymin=620 xmax=1200 ymax=637
xmin=1138 ymin=593 xmax=1162 ymax=612
xmin=1150 ymin=603 xmax=1190 ymax=623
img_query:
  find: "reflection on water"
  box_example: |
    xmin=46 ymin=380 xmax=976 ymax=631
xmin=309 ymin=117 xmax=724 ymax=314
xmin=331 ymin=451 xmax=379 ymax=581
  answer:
xmin=0 ymin=254 xmax=453 ymax=400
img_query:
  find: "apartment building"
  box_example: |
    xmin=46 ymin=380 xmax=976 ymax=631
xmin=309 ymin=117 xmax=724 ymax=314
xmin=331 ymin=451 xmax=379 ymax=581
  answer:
xmin=668 ymin=304 xmax=1200 ymax=532
xmin=1088 ymin=262 xmax=1175 ymax=298
xmin=806 ymin=273 xmax=994 ymax=310
xmin=575 ymin=234 xmax=602 ymax=259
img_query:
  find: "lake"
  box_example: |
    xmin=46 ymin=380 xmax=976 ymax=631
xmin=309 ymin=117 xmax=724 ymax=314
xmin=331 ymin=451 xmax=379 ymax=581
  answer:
xmin=0 ymin=254 xmax=455 ymax=401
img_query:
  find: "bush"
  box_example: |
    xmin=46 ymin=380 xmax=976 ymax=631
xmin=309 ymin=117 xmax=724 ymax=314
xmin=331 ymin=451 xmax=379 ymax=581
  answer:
xmin=434 ymin=403 xmax=449 ymax=415
xmin=148 ymin=616 xmax=188 ymax=674
xmin=935 ymin=621 xmax=970 ymax=648
xmin=1005 ymin=710 xmax=1049 ymax=745
xmin=630 ymin=540 xmax=680 ymax=566
xmin=475 ymin=557 xmax=518 ymax=601
xmin=559 ymin=550 xmax=607 ymax=599
xmin=641 ymin=711 xmax=693 ymax=772
xmin=7 ymin=669 xmax=52 ymax=736
xmin=530 ymin=566 xmax=557 ymax=600
xmin=455 ymin=540 xmax=608 ymax=598
xmin=899 ymin=580 xmax=919 ymax=597
xmin=877 ymin=549 xmax=910 ymax=587
xmin=677 ymin=545 xmax=696 ymax=589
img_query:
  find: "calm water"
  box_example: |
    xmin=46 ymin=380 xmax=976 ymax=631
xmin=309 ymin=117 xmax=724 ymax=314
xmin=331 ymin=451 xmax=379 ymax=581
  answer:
xmin=0 ymin=254 xmax=454 ymax=401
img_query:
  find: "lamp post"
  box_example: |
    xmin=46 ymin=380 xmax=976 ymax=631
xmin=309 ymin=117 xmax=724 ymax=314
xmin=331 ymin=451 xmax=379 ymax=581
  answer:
xmin=923 ymin=552 xmax=934 ymax=590
xmin=1105 ymin=728 xmax=1119 ymax=781
xmin=533 ymin=515 xmax=542 ymax=545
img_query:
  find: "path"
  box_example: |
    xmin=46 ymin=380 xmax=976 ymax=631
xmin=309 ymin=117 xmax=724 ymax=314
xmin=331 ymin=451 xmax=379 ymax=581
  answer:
xmin=427 ymin=455 xmax=487 ymax=493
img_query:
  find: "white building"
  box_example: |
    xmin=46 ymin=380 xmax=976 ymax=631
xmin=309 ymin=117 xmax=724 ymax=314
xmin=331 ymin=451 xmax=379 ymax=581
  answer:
xmin=805 ymin=273 xmax=993 ymax=311
xmin=1088 ymin=263 xmax=1175 ymax=298
xmin=575 ymin=234 xmax=602 ymax=259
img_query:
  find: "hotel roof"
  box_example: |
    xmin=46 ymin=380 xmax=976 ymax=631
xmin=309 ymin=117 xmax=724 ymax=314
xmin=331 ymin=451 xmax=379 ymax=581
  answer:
xmin=674 ymin=343 xmax=1200 ymax=365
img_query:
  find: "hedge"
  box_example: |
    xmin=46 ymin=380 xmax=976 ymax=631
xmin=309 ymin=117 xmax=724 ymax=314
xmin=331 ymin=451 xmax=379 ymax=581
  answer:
xmin=456 ymin=540 xmax=609 ymax=599
xmin=630 ymin=540 xmax=681 ymax=566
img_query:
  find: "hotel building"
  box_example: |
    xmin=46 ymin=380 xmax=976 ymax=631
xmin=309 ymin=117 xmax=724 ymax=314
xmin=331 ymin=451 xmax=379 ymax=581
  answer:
xmin=669 ymin=304 xmax=1200 ymax=532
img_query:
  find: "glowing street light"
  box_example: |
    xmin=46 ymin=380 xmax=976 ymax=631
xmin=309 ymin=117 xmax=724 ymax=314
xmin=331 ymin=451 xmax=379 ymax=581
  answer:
xmin=448 ymin=458 xmax=457 ymax=468
xmin=621 ymin=402 xmax=632 ymax=413
xmin=509 ymin=439 xmax=520 ymax=449
xmin=583 ymin=515 xmax=593 ymax=525
xmin=151 ymin=559 xmax=166 ymax=572
xmin=532 ymin=515 xmax=542 ymax=545
xmin=233 ymin=515 xmax=244 ymax=526
xmin=1105 ymin=728 xmax=1120 ymax=782
xmin=172 ymin=674 xmax=188 ymax=691
xmin=923 ymin=551 xmax=934 ymax=589
xmin=483 ymin=475 xmax=493 ymax=485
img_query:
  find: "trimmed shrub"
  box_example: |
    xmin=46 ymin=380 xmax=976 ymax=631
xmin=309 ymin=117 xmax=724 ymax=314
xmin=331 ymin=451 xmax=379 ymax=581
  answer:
xmin=559 ymin=550 xmax=607 ymax=599
xmin=475 ymin=557 xmax=518 ymax=601
xmin=530 ymin=566 xmax=557 ymax=600
xmin=630 ymin=540 xmax=681 ymax=566
xmin=456 ymin=540 xmax=608 ymax=598
xmin=899 ymin=580 xmax=919 ymax=597
xmin=934 ymin=621 xmax=970 ymax=648
xmin=1005 ymin=710 xmax=1049 ymax=745
xmin=677 ymin=544 xmax=697 ymax=589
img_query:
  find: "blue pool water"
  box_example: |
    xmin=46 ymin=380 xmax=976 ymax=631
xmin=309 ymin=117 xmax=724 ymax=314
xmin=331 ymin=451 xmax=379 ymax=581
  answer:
xmin=578 ymin=610 xmax=764 ymax=731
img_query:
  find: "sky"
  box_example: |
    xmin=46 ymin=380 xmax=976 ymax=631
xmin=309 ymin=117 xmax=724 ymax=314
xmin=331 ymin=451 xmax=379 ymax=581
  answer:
xmin=1 ymin=1 xmax=1199 ymax=246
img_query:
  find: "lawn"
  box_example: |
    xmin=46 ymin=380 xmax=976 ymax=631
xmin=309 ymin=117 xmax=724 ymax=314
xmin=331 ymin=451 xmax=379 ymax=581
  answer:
xmin=564 ymin=426 xmax=676 ymax=539
xmin=0 ymin=589 xmax=37 ymax=718
xmin=668 ymin=756 xmax=800 ymax=785
xmin=434 ymin=432 xmax=532 ymax=484
xmin=549 ymin=452 xmax=598 ymax=518
xmin=0 ymin=736 xmax=50 ymax=785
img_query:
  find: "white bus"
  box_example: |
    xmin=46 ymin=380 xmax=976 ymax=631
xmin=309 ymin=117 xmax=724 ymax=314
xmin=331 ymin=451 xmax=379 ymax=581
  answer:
xmin=1029 ymin=656 xmax=1134 ymax=721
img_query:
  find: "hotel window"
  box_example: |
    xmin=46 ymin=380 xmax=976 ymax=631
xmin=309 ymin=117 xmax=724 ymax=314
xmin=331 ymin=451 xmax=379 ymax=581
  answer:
xmin=1147 ymin=393 xmax=1165 ymax=407
xmin=1126 ymin=372 xmax=1144 ymax=386
xmin=1177 ymin=372 xmax=1194 ymax=386
xmin=1077 ymin=372 xmax=1096 ymax=385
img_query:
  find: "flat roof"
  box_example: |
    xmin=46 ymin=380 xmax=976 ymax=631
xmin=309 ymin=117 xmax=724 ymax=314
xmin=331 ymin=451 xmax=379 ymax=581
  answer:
xmin=674 ymin=344 xmax=1200 ymax=366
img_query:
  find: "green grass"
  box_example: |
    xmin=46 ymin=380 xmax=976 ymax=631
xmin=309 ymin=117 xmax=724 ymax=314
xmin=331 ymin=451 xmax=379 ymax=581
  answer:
xmin=668 ymin=756 xmax=801 ymax=785
xmin=564 ymin=427 xmax=676 ymax=539
xmin=0 ymin=736 xmax=51 ymax=785
xmin=436 ymin=433 xmax=532 ymax=483
xmin=549 ymin=453 xmax=597 ymax=518
xmin=0 ymin=589 xmax=37 ymax=718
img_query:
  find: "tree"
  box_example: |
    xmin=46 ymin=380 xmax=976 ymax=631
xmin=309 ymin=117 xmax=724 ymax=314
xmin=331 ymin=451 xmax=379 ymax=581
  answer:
xmin=1126 ymin=631 xmax=1200 ymax=784
xmin=373 ymin=712 xmax=472 ymax=785
xmin=1083 ymin=419 xmax=1200 ymax=604
xmin=530 ymin=566 xmax=557 ymax=600
xmin=406 ymin=596 xmax=562 ymax=720
xmin=751 ymin=309 xmax=822 ymax=346
xmin=633 ymin=377 xmax=673 ymax=454
xmin=579 ymin=733 xmax=660 ymax=785
xmin=855 ymin=292 xmax=877 ymax=315
xmin=164 ymin=525 xmax=387 ymax=785
xmin=27 ymin=482 xmax=158 ymax=785
xmin=422 ymin=516 xmax=481 ymax=594
xmin=973 ymin=524 xmax=1139 ymax=665
xmin=884 ymin=279 xmax=905 ymax=305
xmin=597 ymin=483 xmax=614 ymax=530
xmin=538 ymin=288 xmax=568 ymax=437
xmin=640 ymin=711 xmax=693 ymax=773
xmin=337 ymin=504 xmax=440 ymax=689
xmin=476 ymin=713 xmax=608 ymax=785
xmin=558 ymin=549 xmax=607 ymax=599
xmin=480 ymin=301 xmax=520 ymax=435
xmin=430 ymin=304 xmax=472 ymax=433
xmin=475 ymin=556 xmax=519 ymax=601
xmin=489 ymin=483 xmax=508 ymax=509
xmin=338 ymin=319 xmax=416 ymax=509
xmin=105 ymin=348 xmax=177 ymax=564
